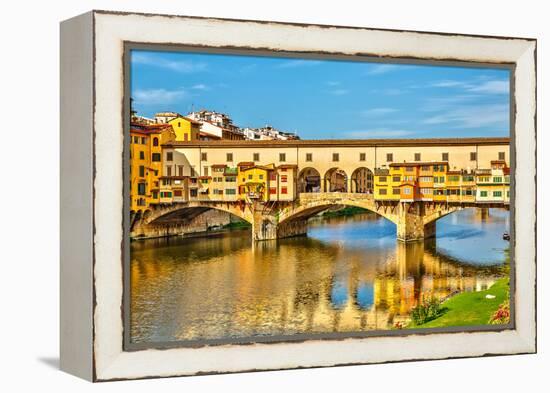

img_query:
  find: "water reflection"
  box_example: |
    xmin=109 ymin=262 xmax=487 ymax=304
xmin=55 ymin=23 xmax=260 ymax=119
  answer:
xmin=130 ymin=208 xmax=509 ymax=343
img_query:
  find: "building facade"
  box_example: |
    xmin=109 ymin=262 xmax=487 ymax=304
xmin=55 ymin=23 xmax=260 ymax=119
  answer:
xmin=146 ymin=137 xmax=509 ymax=206
xmin=129 ymin=122 xmax=176 ymax=211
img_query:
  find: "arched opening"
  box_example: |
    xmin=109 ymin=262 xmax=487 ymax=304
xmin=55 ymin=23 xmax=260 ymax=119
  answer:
xmin=350 ymin=167 xmax=374 ymax=194
xmin=324 ymin=168 xmax=348 ymax=193
xmin=148 ymin=205 xmax=252 ymax=227
xmin=278 ymin=202 xmax=395 ymax=228
xmin=298 ymin=167 xmax=321 ymax=193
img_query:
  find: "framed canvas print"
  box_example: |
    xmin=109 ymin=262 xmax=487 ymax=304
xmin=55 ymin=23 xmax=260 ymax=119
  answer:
xmin=60 ymin=10 xmax=537 ymax=381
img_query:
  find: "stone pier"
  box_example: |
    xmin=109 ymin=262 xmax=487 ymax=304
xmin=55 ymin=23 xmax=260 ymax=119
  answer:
xmin=395 ymin=202 xmax=437 ymax=242
xmin=252 ymin=213 xmax=308 ymax=241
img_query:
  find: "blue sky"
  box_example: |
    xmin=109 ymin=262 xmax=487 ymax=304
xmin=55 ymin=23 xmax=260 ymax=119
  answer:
xmin=130 ymin=50 xmax=510 ymax=139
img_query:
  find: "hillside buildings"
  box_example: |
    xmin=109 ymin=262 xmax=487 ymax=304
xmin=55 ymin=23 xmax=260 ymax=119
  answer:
xmin=242 ymin=125 xmax=300 ymax=141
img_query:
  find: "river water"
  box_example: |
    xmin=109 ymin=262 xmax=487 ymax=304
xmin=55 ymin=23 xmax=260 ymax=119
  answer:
xmin=130 ymin=208 xmax=510 ymax=344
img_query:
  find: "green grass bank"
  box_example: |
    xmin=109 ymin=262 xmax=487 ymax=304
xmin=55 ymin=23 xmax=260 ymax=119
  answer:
xmin=407 ymin=277 xmax=509 ymax=329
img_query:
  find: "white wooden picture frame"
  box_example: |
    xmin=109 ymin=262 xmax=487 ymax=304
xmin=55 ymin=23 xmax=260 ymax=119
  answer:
xmin=60 ymin=10 xmax=536 ymax=381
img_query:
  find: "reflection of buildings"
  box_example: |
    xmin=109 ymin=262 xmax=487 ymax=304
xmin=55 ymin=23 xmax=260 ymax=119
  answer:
xmin=131 ymin=233 xmax=505 ymax=342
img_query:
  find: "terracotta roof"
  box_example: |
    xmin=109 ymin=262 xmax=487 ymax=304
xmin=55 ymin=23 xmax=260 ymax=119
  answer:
xmin=490 ymin=160 xmax=507 ymax=165
xmin=242 ymin=164 xmax=275 ymax=172
xmin=237 ymin=161 xmax=255 ymax=167
xmin=130 ymin=122 xmax=174 ymax=136
xmin=277 ymin=164 xmax=298 ymax=169
xmin=389 ymin=161 xmax=448 ymax=167
xmin=199 ymin=131 xmax=222 ymax=140
xmin=169 ymin=116 xmax=201 ymax=126
xmin=163 ymin=137 xmax=510 ymax=148
xmin=374 ymin=168 xmax=390 ymax=175
xmin=158 ymin=176 xmax=189 ymax=180
xmin=211 ymin=164 xmax=227 ymax=168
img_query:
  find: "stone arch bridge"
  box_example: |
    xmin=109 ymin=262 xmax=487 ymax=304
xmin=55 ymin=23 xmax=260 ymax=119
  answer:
xmin=131 ymin=193 xmax=507 ymax=242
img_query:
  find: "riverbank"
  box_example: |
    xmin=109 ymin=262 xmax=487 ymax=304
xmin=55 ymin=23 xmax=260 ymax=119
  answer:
xmin=320 ymin=206 xmax=369 ymax=218
xmin=406 ymin=277 xmax=509 ymax=329
xmin=222 ymin=220 xmax=251 ymax=229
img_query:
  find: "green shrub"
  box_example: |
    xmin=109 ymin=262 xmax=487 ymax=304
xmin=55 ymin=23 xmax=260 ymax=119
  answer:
xmin=410 ymin=296 xmax=442 ymax=325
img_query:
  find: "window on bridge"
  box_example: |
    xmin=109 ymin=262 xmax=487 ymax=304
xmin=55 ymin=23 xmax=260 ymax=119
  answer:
xmin=387 ymin=153 xmax=393 ymax=162
xmin=332 ymin=153 xmax=339 ymax=162
xmin=306 ymin=153 xmax=313 ymax=162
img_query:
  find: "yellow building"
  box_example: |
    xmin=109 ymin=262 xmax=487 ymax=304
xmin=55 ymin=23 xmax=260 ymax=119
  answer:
xmin=239 ymin=164 xmax=275 ymax=202
xmin=130 ymin=122 xmax=176 ymax=211
xmin=476 ymin=160 xmax=510 ymax=203
xmin=168 ymin=115 xmax=201 ymax=142
xmin=432 ymin=162 xmax=448 ymax=202
xmin=373 ymin=168 xmax=398 ymax=200
xmin=446 ymin=170 xmax=462 ymax=202
xmin=374 ymin=162 xmax=448 ymax=202
xmin=418 ymin=164 xmax=434 ymax=201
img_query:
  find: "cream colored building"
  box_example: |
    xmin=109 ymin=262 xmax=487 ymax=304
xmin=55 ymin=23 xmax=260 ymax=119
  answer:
xmin=159 ymin=137 xmax=509 ymax=203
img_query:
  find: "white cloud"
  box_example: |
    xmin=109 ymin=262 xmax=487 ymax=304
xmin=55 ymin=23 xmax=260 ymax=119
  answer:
xmin=422 ymin=104 xmax=508 ymax=129
xmin=329 ymin=89 xmax=350 ymax=96
xmin=326 ymin=81 xmax=341 ymax=86
xmin=131 ymin=52 xmax=207 ymax=73
xmin=421 ymin=94 xmax=481 ymax=112
xmin=366 ymin=64 xmax=400 ymax=75
xmin=361 ymin=107 xmax=398 ymax=117
xmin=133 ymin=88 xmax=187 ymax=105
xmin=276 ymin=59 xmax=322 ymax=68
xmin=467 ymin=80 xmax=509 ymax=94
xmin=191 ymin=84 xmax=209 ymax=91
xmin=430 ymin=79 xmax=509 ymax=94
xmin=344 ymin=128 xmax=417 ymax=138
xmin=431 ymin=80 xmax=468 ymax=88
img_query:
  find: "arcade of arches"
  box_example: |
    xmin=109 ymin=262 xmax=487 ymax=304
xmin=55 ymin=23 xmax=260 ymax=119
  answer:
xmin=298 ymin=167 xmax=373 ymax=194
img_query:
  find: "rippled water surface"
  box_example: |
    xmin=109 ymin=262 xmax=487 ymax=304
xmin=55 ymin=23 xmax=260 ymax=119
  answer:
xmin=130 ymin=208 xmax=510 ymax=344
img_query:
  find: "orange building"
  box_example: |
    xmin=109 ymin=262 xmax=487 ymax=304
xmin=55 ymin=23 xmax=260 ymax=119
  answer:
xmin=385 ymin=162 xmax=449 ymax=203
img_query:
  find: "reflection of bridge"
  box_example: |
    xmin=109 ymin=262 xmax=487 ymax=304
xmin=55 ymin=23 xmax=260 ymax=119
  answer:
xmin=133 ymin=192 xmax=509 ymax=242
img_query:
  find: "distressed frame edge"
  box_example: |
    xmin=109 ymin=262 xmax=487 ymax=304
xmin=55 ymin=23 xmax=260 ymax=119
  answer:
xmin=89 ymin=11 xmax=537 ymax=382
xmin=59 ymin=11 xmax=95 ymax=381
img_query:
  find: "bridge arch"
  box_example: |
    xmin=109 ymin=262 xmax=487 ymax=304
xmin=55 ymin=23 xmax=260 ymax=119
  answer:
xmin=324 ymin=168 xmax=348 ymax=193
xmin=277 ymin=194 xmax=397 ymax=226
xmin=350 ymin=167 xmax=374 ymax=194
xmin=298 ymin=167 xmax=322 ymax=193
xmin=143 ymin=202 xmax=253 ymax=225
